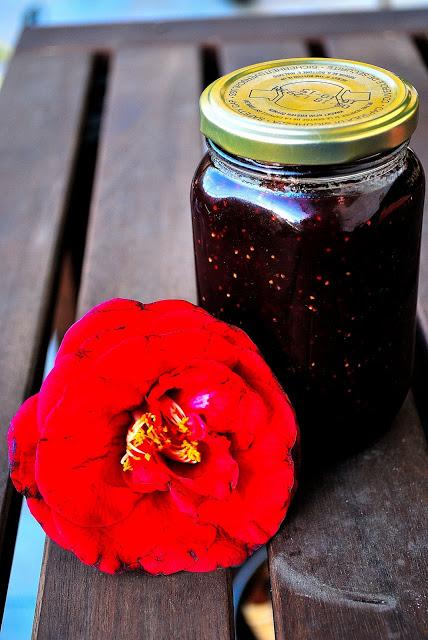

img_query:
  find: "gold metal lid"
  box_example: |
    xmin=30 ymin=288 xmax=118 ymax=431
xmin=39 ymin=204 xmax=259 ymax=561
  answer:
xmin=200 ymin=58 xmax=419 ymax=165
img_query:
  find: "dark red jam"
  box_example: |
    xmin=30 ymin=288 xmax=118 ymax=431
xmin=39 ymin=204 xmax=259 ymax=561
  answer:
xmin=191 ymin=142 xmax=425 ymax=453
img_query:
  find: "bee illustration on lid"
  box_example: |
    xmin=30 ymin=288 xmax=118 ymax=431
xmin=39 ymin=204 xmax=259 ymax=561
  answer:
xmin=249 ymin=80 xmax=371 ymax=111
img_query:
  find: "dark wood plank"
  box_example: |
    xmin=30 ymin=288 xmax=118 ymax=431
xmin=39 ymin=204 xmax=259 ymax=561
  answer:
xmin=33 ymin=46 xmax=234 ymax=640
xmin=221 ymin=40 xmax=308 ymax=75
xmin=270 ymin=395 xmax=428 ymax=639
xmin=16 ymin=9 xmax=428 ymax=53
xmin=0 ymin=50 xmax=91 ymax=616
xmin=266 ymin=33 xmax=428 ymax=639
xmin=324 ymin=33 xmax=428 ymax=374
xmin=218 ymin=32 xmax=427 ymax=638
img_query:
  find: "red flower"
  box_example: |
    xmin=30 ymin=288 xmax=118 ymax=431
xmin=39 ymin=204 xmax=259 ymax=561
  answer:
xmin=8 ymin=299 xmax=298 ymax=574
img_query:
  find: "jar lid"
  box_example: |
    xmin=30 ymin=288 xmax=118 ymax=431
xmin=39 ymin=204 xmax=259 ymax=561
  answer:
xmin=200 ymin=58 xmax=419 ymax=165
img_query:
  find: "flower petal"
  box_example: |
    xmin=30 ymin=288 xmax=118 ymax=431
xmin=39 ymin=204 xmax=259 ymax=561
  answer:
xmin=8 ymin=395 xmax=39 ymax=497
xmin=8 ymin=298 xmax=299 ymax=575
xmin=169 ymin=434 xmax=239 ymax=499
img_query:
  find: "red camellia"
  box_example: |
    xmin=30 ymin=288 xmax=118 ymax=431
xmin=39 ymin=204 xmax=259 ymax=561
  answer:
xmin=8 ymin=299 xmax=298 ymax=574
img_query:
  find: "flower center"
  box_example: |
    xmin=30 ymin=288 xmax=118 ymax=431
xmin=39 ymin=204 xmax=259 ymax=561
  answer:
xmin=121 ymin=398 xmax=202 ymax=472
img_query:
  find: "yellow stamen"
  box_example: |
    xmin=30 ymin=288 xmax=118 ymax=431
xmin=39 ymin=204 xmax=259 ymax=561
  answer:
xmin=178 ymin=439 xmax=201 ymax=463
xmin=177 ymin=416 xmax=189 ymax=433
xmin=122 ymin=457 xmax=133 ymax=472
xmin=121 ymin=406 xmax=202 ymax=472
xmin=120 ymin=413 xmax=156 ymax=472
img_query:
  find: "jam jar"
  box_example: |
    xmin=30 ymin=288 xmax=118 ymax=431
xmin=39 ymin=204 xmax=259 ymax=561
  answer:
xmin=191 ymin=58 xmax=425 ymax=452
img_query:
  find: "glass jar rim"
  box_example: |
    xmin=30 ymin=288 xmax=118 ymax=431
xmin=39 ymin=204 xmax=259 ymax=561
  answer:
xmin=206 ymin=138 xmax=409 ymax=182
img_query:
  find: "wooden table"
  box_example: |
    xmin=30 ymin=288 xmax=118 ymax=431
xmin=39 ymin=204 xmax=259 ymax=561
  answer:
xmin=1 ymin=9 xmax=427 ymax=639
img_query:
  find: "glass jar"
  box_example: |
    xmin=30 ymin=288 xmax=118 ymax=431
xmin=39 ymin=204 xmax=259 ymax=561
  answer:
xmin=190 ymin=58 xmax=425 ymax=452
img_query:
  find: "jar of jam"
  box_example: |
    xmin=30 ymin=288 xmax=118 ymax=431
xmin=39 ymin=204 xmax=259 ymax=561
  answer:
xmin=191 ymin=58 xmax=425 ymax=453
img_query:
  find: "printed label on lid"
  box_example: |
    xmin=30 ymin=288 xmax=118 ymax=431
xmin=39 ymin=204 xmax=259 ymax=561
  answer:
xmin=224 ymin=62 xmax=401 ymax=127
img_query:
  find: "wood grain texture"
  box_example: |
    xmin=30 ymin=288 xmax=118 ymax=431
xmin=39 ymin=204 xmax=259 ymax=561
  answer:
xmin=324 ymin=33 xmax=428 ymax=364
xmin=33 ymin=46 xmax=234 ymax=640
xmin=79 ymin=47 xmax=198 ymax=306
xmin=217 ymin=30 xmax=428 ymax=638
xmin=269 ymin=395 xmax=428 ymax=639
xmin=266 ymin=33 xmax=428 ymax=639
xmin=220 ymin=40 xmax=308 ymax=75
xmin=16 ymin=9 xmax=428 ymax=53
xmin=0 ymin=50 xmax=90 ymax=614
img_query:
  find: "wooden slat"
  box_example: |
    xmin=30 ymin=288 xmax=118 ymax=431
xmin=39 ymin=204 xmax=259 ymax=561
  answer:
xmin=0 ymin=50 xmax=91 ymax=615
xmin=16 ymin=9 xmax=428 ymax=53
xmin=33 ymin=46 xmax=234 ymax=640
xmin=266 ymin=34 xmax=428 ymax=639
xmin=221 ymin=40 xmax=308 ymax=75
xmin=270 ymin=395 xmax=428 ymax=639
xmin=324 ymin=33 xmax=428 ymax=369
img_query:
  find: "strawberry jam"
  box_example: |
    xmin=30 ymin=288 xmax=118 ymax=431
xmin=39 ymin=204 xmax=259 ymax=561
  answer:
xmin=193 ymin=57 xmax=424 ymax=452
